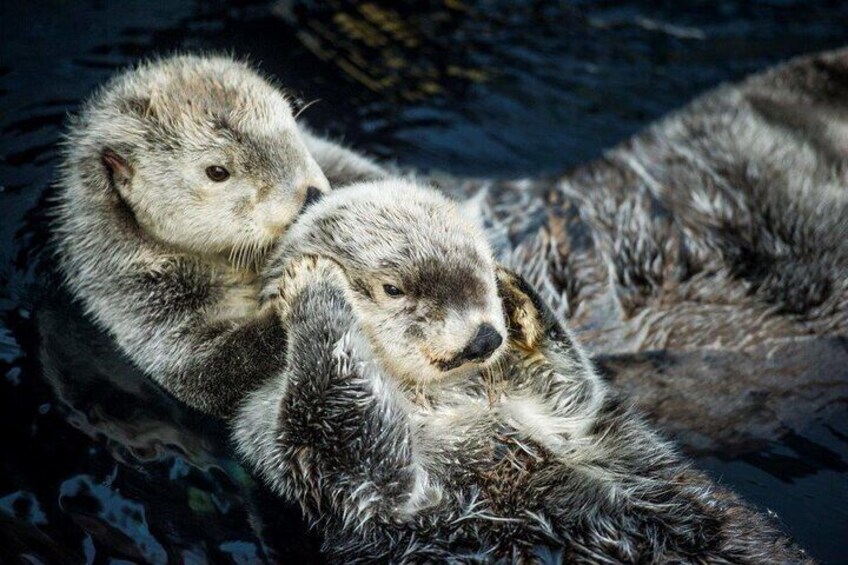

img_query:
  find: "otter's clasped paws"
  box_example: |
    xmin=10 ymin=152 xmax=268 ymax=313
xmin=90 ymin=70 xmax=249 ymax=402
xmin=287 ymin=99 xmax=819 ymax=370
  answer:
xmin=264 ymin=255 xmax=346 ymax=321
xmin=495 ymin=266 xmax=549 ymax=351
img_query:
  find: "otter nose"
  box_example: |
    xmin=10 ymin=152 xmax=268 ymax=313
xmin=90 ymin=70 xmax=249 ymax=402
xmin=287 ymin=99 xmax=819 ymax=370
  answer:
xmin=459 ymin=323 xmax=503 ymax=363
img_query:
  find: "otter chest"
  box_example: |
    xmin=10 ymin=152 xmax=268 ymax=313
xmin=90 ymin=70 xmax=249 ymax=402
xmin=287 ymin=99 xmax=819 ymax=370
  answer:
xmin=417 ymin=398 xmax=561 ymax=511
xmin=207 ymin=269 xmax=262 ymax=323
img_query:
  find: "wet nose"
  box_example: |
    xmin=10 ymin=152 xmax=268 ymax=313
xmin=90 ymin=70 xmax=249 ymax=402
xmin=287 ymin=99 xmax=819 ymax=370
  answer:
xmin=302 ymin=186 xmax=324 ymax=210
xmin=459 ymin=323 xmax=503 ymax=363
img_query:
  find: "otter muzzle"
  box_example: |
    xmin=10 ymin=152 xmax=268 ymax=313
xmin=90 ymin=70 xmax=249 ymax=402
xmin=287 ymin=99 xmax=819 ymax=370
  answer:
xmin=454 ymin=323 xmax=503 ymax=366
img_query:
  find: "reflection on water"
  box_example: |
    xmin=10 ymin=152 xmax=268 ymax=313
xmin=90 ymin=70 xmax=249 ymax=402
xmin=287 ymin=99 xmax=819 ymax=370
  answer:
xmin=12 ymin=291 xmax=323 ymax=562
xmin=1 ymin=1 xmax=847 ymax=562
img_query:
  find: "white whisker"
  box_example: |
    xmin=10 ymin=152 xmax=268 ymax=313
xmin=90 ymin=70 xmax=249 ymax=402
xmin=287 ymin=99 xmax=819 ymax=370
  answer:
xmin=294 ymin=98 xmax=322 ymax=121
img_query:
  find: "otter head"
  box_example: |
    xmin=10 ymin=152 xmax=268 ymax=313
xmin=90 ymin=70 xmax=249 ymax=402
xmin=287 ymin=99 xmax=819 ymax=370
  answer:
xmin=74 ymin=55 xmax=329 ymax=268
xmin=275 ymin=180 xmax=507 ymax=384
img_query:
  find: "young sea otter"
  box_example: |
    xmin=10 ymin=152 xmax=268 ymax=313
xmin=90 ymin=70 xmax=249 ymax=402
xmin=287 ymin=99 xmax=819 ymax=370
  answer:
xmin=52 ymin=54 xmax=384 ymax=417
xmin=235 ymin=179 xmax=809 ymax=563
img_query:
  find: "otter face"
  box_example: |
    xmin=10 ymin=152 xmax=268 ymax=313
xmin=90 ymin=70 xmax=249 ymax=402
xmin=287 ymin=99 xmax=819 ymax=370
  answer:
xmin=348 ymin=253 xmax=506 ymax=384
xmin=84 ymin=56 xmax=329 ymax=268
xmin=278 ymin=180 xmax=507 ymax=384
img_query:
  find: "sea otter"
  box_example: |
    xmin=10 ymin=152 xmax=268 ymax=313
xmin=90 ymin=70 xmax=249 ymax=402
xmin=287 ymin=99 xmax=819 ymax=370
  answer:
xmin=234 ymin=179 xmax=809 ymax=563
xmin=52 ymin=54 xmax=383 ymax=417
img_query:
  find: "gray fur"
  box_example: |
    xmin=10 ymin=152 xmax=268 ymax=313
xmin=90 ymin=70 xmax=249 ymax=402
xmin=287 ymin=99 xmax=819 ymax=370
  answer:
xmin=300 ymin=126 xmax=388 ymax=186
xmin=261 ymin=181 xmax=507 ymax=385
xmin=437 ymin=48 xmax=848 ymax=452
xmin=52 ymin=54 xmax=382 ymax=417
xmin=234 ymin=183 xmax=808 ymax=562
xmin=52 ymin=49 xmax=845 ymax=560
xmin=458 ymin=48 xmax=848 ymax=344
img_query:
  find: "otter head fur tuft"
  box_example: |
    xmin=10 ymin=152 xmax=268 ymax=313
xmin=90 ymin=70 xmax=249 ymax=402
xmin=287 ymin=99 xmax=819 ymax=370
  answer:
xmin=266 ymin=179 xmax=507 ymax=384
xmin=62 ymin=54 xmax=330 ymax=270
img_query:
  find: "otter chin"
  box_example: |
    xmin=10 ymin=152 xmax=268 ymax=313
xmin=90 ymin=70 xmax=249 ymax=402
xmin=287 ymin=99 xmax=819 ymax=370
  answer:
xmin=410 ymin=321 xmax=507 ymax=384
xmin=262 ymin=178 xmax=508 ymax=385
xmin=380 ymin=329 xmax=506 ymax=386
xmin=433 ymin=322 xmax=505 ymax=371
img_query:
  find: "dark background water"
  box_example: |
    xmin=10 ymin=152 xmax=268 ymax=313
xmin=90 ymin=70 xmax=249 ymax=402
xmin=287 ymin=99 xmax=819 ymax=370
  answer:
xmin=2 ymin=1 xmax=847 ymax=563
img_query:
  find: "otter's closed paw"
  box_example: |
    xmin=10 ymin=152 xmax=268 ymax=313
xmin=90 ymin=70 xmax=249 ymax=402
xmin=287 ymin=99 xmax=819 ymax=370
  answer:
xmin=495 ymin=266 xmax=564 ymax=351
xmin=266 ymin=255 xmax=346 ymax=320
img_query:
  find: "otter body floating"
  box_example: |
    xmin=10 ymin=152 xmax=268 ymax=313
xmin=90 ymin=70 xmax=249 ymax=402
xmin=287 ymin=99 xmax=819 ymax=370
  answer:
xmin=53 ymin=55 xmax=383 ymax=417
xmin=235 ymin=179 xmax=810 ymax=563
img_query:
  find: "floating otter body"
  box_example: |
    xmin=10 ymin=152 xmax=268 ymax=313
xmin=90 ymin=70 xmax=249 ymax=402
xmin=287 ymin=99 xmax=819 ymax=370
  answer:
xmin=435 ymin=48 xmax=848 ymax=453
xmin=52 ymin=55 xmax=383 ymax=417
xmin=54 ymin=50 xmax=847 ymax=448
xmin=51 ymin=50 xmax=846 ymax=561
xmin=235 ymin=180 xmax=808 ymax=562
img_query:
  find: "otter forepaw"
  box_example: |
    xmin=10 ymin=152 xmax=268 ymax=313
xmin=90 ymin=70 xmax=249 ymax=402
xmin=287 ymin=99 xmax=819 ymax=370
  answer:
xmin=279 ymin=254 xmax=344 ymax=297
xmin=266 ymin=255 xmax=346 ymax=319
xmin=495 ymin=266 xmax=547 ymax=351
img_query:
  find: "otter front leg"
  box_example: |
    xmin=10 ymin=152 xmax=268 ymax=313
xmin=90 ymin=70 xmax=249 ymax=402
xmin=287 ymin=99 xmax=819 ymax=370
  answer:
xmin=102 ymin=255 xmax=290 ymax=418
xmin=495 ymin=265 xmax=606 ymax=421
xmin=234 ymin=258 xmax=439 ymax=544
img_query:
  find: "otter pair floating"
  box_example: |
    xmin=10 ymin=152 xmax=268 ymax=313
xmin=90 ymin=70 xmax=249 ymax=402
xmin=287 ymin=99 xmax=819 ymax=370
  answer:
xmin=53 ymin=55 xmax=810 ymax=562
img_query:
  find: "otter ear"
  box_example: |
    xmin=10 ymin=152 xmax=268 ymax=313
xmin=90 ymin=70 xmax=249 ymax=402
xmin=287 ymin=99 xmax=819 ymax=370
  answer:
xmin=101 ymin=148 xmax=133 ymax=189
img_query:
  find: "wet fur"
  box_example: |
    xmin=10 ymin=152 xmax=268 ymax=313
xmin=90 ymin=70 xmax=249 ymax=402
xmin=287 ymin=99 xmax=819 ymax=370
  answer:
xmin=234 ymin=258 xmax=808 ymax=563
xmin=230 ymin=48 xmax=848 ymax=556
xmin=440 ymin=49 xmax=848 ymax=452
xmin=54 ymin=49 xmax=845 ymax=561
xmin=459 ymin=49 xmax=848 ymax=347
xmin=53 ymin=54 xmax=384 ymax=416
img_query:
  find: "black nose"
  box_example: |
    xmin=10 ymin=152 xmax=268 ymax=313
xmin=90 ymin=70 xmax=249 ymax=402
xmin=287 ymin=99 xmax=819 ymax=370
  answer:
xmin=459 ymin=323 xmax=503 ymax=363
xmin=302 ymin=186 xmax=323 ymax=210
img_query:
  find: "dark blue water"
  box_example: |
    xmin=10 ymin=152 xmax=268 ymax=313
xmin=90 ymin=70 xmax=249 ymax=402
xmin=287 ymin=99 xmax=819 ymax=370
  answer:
xmin=2 ymin=1 xmax=847 ymax=562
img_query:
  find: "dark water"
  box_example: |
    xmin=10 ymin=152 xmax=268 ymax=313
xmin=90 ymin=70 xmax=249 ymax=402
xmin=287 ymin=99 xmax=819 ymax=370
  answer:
xmin=2 ymin=1 xmax=848 ymax=562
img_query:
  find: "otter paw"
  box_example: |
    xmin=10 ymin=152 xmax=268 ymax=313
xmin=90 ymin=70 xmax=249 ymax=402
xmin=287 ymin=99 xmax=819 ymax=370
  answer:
xmin=495 ymin=266 xmax=546 ymax=351
xmin=268 ymin=255 xmax=345 ymax=318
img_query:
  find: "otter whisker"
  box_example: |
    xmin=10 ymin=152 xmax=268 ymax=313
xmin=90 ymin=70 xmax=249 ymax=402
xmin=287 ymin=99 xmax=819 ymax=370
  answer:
xmin=239 ymin=239 xmax=248 ymax=271
xmin=230 ymin=236 xmax=256 ymax=273
xmin=239 ymin=238 xmax=253 ymax=272
xmin=294 ymin=98 xmax=322 ymax=121
xmin=233 ymin=239 xmax=244 ymax=271
xmin=255 ymin=241 xmax=272 ymax=272
xmin=228 ymin=239 xmax=239 ymax=267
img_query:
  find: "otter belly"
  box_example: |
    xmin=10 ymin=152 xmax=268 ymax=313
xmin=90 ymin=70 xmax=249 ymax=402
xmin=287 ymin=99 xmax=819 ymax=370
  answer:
xmin=414 ymin=397 xmax=566 ymax=518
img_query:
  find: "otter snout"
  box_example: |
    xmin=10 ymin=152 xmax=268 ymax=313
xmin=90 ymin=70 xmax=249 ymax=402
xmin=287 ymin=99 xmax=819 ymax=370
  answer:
xmin=456 ymin=323 xmax=503 ymax=364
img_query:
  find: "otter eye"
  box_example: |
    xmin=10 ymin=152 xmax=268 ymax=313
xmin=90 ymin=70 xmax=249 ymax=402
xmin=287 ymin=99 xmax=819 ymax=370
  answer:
xmin=383 ymin=284 xmax=405 ymax=297
xmin=205 ymin=165 xmax=230 ymax=182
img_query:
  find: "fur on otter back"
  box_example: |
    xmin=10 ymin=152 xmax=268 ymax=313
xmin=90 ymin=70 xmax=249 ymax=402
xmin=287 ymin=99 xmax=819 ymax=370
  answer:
xmin=234 ymin=258 xmax=809 ymax=562
xmin=438 ymin=48 xmax=848 ymax=456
